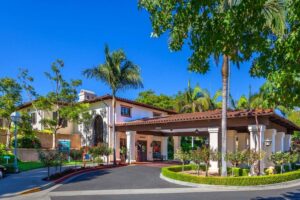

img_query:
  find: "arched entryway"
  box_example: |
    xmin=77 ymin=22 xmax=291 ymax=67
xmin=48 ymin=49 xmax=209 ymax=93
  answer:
xmin=93 ymin=115 xmax=104 ymax=146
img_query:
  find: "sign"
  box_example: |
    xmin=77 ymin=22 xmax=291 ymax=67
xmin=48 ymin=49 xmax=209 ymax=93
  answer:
xmin=58 ymin=139 xmax=71 ymax=153
xmin=3 ymin=156 xmax=10 ymax=164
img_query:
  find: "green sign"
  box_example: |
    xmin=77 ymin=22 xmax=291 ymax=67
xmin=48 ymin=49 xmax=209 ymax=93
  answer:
xmin=58 ymin=140 xmax=71 ymax=152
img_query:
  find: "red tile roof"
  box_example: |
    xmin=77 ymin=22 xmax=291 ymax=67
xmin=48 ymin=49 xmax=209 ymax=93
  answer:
xmin=18 ymin=94 xmax=177 ymax=114
xmin=116 ymin=109 xmax=300 ymax=131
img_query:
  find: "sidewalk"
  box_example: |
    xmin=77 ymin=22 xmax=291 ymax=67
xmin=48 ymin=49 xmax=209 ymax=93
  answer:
xmin=0 ymin=166 xmax=72 ymax=198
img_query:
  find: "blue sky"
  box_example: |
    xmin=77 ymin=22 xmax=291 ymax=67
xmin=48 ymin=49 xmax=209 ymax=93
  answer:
xmin=0 ymin=0 xmax=265 ymax=102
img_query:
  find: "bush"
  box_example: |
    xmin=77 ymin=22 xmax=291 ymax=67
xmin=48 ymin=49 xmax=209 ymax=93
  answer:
xmin=162 ymin=165 xmax=300 ymax=186
xmin=11 ymin=135 xmax=41 ymax=149
xmin=227 ymin=167 xmax=249 ymax=177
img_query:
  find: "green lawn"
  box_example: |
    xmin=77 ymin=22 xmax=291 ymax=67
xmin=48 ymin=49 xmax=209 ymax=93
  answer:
xmin=1 ymin=160 xmax=92 ymax=172
xmin=18 ymin=161 xmax=45 ymax=171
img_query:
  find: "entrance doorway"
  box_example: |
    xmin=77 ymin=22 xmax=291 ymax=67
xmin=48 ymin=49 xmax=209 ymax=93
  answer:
xmin=136 ymin=140 xmax=147 ymax=162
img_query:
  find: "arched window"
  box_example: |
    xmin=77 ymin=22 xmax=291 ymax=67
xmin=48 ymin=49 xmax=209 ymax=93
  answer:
xmin=93 ymin=115 xmax=104 ymax=146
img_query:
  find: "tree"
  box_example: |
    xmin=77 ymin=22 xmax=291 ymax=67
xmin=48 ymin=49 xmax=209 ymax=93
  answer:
xmin=246 ymin=149 xmax=266 ymax=176
xmin=0 ymin=78 xmax=22 ymax=148
xmin=36 ymin=60 xmax=87 ymax=149
xmin=136 ymin=90 xmax=175 ymax=110
xmin=180 ymin=81 xmax=211 ymax=113
xmin=83 ymin=45 xmax=143 ymax=165
xmin=225 ymin=150 xmax=247 ymax=176
xmin=38 ymin=150 xmax=58 ymax=180
xmin=139 ymin=0 xmax=285 ymax=176
xmin=174 ymin=148 xmax=190 ymax=172
xmin=190 ymin=148 xmax=203 ymax=175
xmin=251 ymin=0 xmax=300 ymax=109
xmin=196 ymin=146 xmax=219 ymax=177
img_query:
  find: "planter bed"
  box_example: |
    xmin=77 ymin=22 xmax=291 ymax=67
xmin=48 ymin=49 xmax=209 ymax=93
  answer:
xmin=162 ymin=165 xmax=300 ymax=186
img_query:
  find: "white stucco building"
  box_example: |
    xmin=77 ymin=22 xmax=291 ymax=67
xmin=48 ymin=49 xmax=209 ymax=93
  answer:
xmin=13 ymin=89 xmax=300 ymax=171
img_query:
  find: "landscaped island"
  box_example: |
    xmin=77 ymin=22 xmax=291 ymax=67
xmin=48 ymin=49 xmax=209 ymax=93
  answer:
xmin=162 ymin=165 xmax=300 ymax=186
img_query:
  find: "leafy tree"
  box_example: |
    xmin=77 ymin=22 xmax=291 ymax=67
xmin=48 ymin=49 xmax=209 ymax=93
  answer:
xmin=225 ymin=151 xmax=247 ymax=167
xmin=136 ymin=90 xmax=175 ymax=110
xmin=196 ymin=146 xmax=220 ymax=177
xmin=83 ymin=45 xmax=143 ymax=165
xmin=79 ymin=111 xmax=96 ymax=147
xmin=0 ymin=78 xmax=22 ymax=148
xmin=139 ymin=0 xmax=285 ymax=176
xmin=38 ymin=150 xmax=58 ymax=180
xmin=252 ymin=0 xmax=300 ymax=109
xmin=190 ymin=148 xmax=203 ymax=175
xmin=246 ymin=149 xmax=266 ymax=176
xmin=36 ymin=60 xmax=87 ymax=149
xmin=102 ymin=143 xmax=113 ymax=165
xmin=174 ymin=148 xmax=190 ymax=172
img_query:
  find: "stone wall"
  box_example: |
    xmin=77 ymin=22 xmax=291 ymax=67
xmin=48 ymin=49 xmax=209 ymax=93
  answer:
xmin=14 ymin=148 xmax=58 ymax=161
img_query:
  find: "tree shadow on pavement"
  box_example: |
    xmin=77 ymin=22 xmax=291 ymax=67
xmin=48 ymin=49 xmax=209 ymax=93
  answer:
xmin=61 ymin=169 xmax=111 ymax=185
xmin=252 ymin=190 xmax=300 ymax=200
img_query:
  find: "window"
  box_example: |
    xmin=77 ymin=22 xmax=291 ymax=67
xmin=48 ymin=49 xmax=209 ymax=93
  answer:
xmin=53 ymin=111 xmax=58 ymax=120
xmin=153 ymin=112 xmax=162 ymax=117
xmin=31 ymin=113 xmax=37 ymax=124
xmin=121 ymin=106 xmax=131 ymax=117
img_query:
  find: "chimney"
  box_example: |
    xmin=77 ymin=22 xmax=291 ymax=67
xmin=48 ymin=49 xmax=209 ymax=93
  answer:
xmin=78 ymin=89 xmax=96 ymax=102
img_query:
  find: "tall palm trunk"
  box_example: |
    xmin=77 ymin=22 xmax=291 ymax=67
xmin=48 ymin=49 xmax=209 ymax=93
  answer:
xmin=112 ymin=95 xmax=117 ymax=166
xmin=221 ymin=55 xmax=229 ymax=177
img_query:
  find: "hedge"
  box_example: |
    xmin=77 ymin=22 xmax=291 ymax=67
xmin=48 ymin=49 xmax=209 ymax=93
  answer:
xmin=162 ymin=165 xmax=300 ymax=186
xmin=227 ymin=167 xmax=249 ymax=177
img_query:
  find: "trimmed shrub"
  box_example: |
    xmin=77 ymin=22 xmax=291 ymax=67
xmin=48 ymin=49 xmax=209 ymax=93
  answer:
xmin=162 ymin=165 xmax=300 ymax=186
xmin=11 ymin=135 xmax=41 ymax=149
xmin=227 ymin=167 xmax=249 ymax=177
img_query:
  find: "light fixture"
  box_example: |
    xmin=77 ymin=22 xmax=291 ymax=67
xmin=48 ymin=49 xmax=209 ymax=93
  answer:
xmin=264 ymin=138 xmax=272 ymax=147
xmin=205 ymin=137 xmax=209 ymax=145
xmin=10 ymin=111 xmax=21 ymax=123
xmin=195 ymin=129 xmax=199 ymax=134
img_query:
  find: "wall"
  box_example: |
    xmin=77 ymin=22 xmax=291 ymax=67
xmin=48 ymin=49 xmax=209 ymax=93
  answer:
xmin=37 ymin=132 xmax=81 ymax=149
xmin=115 ymin=101 xmax=168 ymax=123
xmin=13 ymin=148 xmax=57 ymax=162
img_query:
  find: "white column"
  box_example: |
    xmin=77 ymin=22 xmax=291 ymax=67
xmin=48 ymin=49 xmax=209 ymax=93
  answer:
xmin=248 ymin=125 xmax=266 ymax=173
xmin=208 ymin=128 xmax=219 ymax=173
xmin=284 ymin=134 xmax=292 ymax=152
xmin=265 ymin=129 xmax=277 ymax=167
xmin=276 ymin=132 xmax=285 ymax=152
xmin=265 ymin=129 xmax=277 ymax=153
xmin=147 ymin=135 xmax=153 ymax=161
xmin=173 ymin=136 xmax=181 ymax=153
xmin=126 ymin=131 xmax=136 ymax=164
xmin=162 ymin=136 xmax=168 ymax=160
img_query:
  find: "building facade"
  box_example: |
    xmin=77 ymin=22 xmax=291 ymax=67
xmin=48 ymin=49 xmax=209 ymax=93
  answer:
xmin=5 ymin=89 xmax=299 ymax=171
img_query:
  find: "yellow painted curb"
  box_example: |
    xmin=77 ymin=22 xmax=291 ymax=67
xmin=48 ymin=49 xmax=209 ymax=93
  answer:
xmin=20 ymin=187 xmax=41 ymax=195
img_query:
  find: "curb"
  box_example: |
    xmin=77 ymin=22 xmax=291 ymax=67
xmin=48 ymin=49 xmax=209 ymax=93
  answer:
xmin=160 ymin=173 xmax=300 ymax=191
xmin=2 ymin=165 xmax=125 ymax=198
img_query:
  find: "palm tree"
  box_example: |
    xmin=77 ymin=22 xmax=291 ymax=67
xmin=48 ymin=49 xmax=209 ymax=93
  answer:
xmin=180 ymin=81 xmax=211 ymax=113
xmin=217 ymin=0 xmax=286 ymax=176
xmin=83 ymin=45 xmax=143 ymax=165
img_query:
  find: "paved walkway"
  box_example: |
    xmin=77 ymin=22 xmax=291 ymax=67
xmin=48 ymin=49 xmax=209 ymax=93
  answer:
xmin=0 ymin=166 xmax=72 ymax=198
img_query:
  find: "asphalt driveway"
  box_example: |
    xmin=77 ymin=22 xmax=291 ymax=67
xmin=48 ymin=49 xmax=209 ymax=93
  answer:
xmin=54 ymin=165 xmax=186 ymax=192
